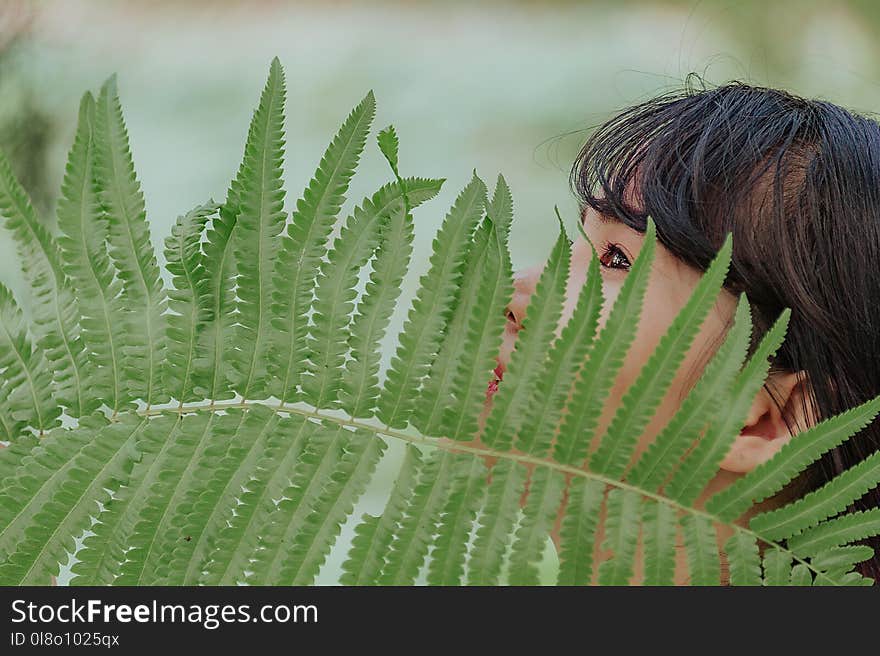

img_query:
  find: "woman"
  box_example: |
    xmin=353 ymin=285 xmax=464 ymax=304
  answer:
xmin=495 ymin=81 xmax=880 ymax=582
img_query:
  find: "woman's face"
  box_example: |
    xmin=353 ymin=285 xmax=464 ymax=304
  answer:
xmin=495 ymin=205 xmax=740 ymax=475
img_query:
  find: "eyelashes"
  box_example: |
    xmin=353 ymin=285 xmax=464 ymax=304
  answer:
xmin=598 ymin=242 xmax=632 ymax=271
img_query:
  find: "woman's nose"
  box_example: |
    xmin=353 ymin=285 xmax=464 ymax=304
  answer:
xmin=505 ymin=263 xmax=543 ymax=330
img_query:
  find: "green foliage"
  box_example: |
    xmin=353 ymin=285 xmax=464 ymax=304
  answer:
xmin=0 ymin=58 xmax=878 ymax=586
xmin=93 ymin=76 xmax=168 ymax=409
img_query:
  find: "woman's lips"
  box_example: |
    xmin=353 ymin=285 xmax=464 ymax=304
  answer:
xmin=486 ymin=362 xmax=505 ymax=400
xmin=486 ymin=314 xmax=517 ymax=400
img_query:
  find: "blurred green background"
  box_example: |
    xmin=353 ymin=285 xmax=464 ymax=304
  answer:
xmin=3 ymin=0 xmax=880 ymax=583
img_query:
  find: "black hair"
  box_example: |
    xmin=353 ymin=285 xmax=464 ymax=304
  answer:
xmin=571 ymin=79 xmax=880 ymax=581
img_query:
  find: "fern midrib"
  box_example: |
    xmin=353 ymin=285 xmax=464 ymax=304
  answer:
xmin=0 ymin=319 xmax=46 ymax=433
xmin=136 ymin=398 xmax=839 ymax=584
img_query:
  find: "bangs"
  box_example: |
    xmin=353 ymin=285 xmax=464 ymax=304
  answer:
xmin=569 ymin=81 xmax=822 ymax=300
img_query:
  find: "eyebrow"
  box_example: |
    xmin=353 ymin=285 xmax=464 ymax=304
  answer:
xmin=591 ymin=210 xmax=622 ymax=225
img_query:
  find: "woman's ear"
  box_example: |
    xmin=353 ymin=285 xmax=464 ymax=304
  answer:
xmin=719 ymin=371 xmax=812 ymax=474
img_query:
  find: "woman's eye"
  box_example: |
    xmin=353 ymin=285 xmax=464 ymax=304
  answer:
xmin=599 ymin=243 xmax=632 ymax=271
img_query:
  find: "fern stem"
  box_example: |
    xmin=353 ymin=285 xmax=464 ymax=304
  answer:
xmin=135 ymin=399 xmax=839 ymax=584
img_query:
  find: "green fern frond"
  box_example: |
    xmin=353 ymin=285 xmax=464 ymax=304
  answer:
xmin=378 ymin=174 xmax=487 ymax=429
xmin=556 ymin=478 xmax=605 ymax=585
xmin=787 ymin=508 xmax=880 ymax=556
xmin=377 ymin=124 xmax=400 ymax=177
xmin=0 ymin=283 xmax=59 ymax=436
xmin=0 ymin=149 xmax=89 ymax=418
xmin=467 ymin=459 xmax=528 ymax=585
xmin=789 ymin=563 xmax=812 ymax=585
xmin=724 ymin=532 xmax=761 ymax=585
xmin=508 ymin=468 xmax=566 ymax=585
xmin=341 ymin=444 xmax=422 ymax=585
xmin=597 ymin=488 xmax=641 ymax=585
xmin=761 ymin=547 xmax=792 ymax=585
xmin=57 ymin=92 xmax=127 ymax=413
xmin=195 ymin=411 xmax=313 ymax=585
xmin=515 ymin=247 xmax=602 ymax=458
xmin=811 ymin=544 xmax=874 ymax=573
xmin=338 ymin=177 xmax=445 ymax=417
xmin=680 ymin=514 xmax=720 ymax=585
xmin=485 ymin=174 xmax=513 ymax=236
xmin=553 ymin=219 xmax=657 ymax=465
xmin=94 ymin=75 xmax=167 ymax=408
xmin=414 ymin=217 xmax=495 ymax=436
xmin=444 ymin=185 xmax=513 ymax=441
xmin=156 ymin=410 xmax=284 ymax=585
xmin=378 ymin=449 xmax=458 ymax=585
xmin=663 ymin=308 xmax=791 ymax=505
xmin=0 ymin=414 xmax=139 ymax=585
xmin=626 ymin=296 xmax=752 ymax=491
xmin=706 ymin=394 xmax=880 ymax=522
xmin=242 ymin=423 xmax=384 ymax=586
xmin=641 ymin=499 xmax=677 ymax=585
xmin=268 ymin=91 xmax=377 ymax=403
xmin=282 ymin=430 xmax=385 ymax=585
xmin=590 ymin=234 xmax=733 ymax=478
xmin=749 ymin=448 xmax=880 ymax=541
xmin=163 ymin=202 xmax=219 ymax=404
xmin=72 ymin=414 xmax=205 ymax=585
xmin=427 ymin=456 xmax=488 ymax=585
xmin=812 ymin=569 xmax=874 ymax=586
xmin=303 ymin=179 xmax=442 ymax=409
xmin=192 ymin=190 xmax=241 ymax=402
xmin=0 ymin=435 xmax=39 ymax=482
xmin=482 ymin=223 xmax=570 ymax=451
xmin=227 ymin=58 xmax=287 ymax=400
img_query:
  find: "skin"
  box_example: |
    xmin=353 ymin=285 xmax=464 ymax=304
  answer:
xmin=483 ymin=204 xmax=814 ymax=583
